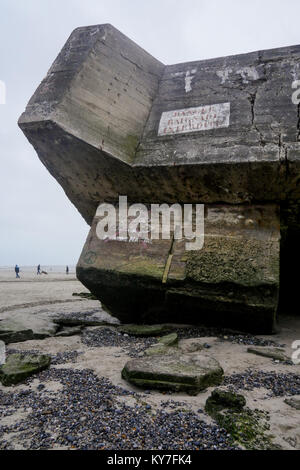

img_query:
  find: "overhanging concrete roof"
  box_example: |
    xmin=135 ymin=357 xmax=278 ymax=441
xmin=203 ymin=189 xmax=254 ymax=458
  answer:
xmin=19 ymin=24 xmax=300 ymax=224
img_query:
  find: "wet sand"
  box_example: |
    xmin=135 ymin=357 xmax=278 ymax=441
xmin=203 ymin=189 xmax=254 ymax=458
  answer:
xmin=0 ymin=270 xmax=299 ymax=450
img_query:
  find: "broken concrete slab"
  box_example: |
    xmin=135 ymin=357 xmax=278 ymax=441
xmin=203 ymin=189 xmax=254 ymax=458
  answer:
xmin=284 ymin=398 xmax=300 ymax=410
xmin=247 ymin=346 xmax=288 ymax=362
xmin=157 ymin=333 xmax=178 ymax=346
xmin=178 ymin=338 xmax=206 ymax=354
xmin=122 ymin=353 xmax=224 ymax=395
xmin=0 ymin=315 xmax=59 ymax=344
xmin=144 ymin=332 xmax=178 ymax=355
xmin=0 ymin=354 xmax=51 ymax=386
xmin=118 ymin=324 xmax=172 ymax=337
xmin=53 ymin=309 xmax=120 ymax=327
xmin=0 ymin=324 xmax=34 ymax=344
xmin=55 ymin=326 xmax=83 ymax=337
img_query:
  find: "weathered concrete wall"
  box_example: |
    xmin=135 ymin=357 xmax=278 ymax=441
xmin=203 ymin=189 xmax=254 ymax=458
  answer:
xmin=19 ymin=24 xmax=300 ymax=332
xmin=19 ymin=26 xmax=300 ymax=219
xmin=77 ymin=204 xmax=279 ymax=333
xmin=133 ymin=47 xmax=300 ymax=206
xmin=19 ymin=24 xmax=164 ymax=224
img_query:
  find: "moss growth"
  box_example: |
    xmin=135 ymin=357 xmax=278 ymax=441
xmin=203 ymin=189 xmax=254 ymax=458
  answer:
xmin=124 ymin=134 xmax=139 ymax=163
xmin=0 ymin=354 xmax=51 ymax=386
xmin=121 ymin=368 xmax=199 ymax=395
xmin=216 ymin=408 xmax=275 ymax=450
xmin=205 ymin=389 xmax=275 ymax=449
xmin=186 ymin=237 xmax=279 ymax=287
xmin=205 ymin=389 xmax=246 ymax=416
xmin=118 ymin=257 xmax=165 ymax=280
xmin=144 ymin=333 xmax=178 ymax=356
xmin=158 ymin=333 xmax=178 ymax=346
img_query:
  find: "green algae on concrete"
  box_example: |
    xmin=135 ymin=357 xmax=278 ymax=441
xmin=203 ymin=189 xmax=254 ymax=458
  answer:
xmin=144 ymin=333 xmax=179 ymax=356
xmin=205 ymin=389 xmax=246 ymax=416
xmin=158 ymin=333 xmax=178 ymax=346
xmin=186 ymin=237 xmax=279 ymax=287
xmin=117 ymin=258 xmax=165 ymax=279
xmin=214 ymin=409 xmax=276 ymax=450
xmin=144 ymin=344 xmax=177 ymax=356
xmin=122 ymin=353 xmax=224 ymax=395
xmin=0 ymin=354 xmax=51 ymax=386
xmin=205 ymin=389 xmax=276 ymax=449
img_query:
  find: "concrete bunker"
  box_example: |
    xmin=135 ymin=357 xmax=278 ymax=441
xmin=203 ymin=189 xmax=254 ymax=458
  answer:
xmin=19 ymin=24 xmax=300 ymax=333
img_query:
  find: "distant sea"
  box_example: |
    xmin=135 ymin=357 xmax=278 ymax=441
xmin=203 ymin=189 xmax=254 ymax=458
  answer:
xmin=0 ymin=265 xmax=76 ymax=273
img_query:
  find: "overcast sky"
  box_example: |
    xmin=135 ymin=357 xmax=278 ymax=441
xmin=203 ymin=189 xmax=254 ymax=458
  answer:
xmin=1 ymin=0 xmax=300 ymax=266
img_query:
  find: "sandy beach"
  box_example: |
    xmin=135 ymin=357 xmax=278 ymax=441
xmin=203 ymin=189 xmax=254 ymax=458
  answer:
xmin=0 ymin=268 xmax=299 ymax=450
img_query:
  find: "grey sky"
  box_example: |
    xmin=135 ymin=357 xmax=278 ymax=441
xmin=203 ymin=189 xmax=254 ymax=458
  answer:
xmin=1 ymin=0 xmax=300 ymax=266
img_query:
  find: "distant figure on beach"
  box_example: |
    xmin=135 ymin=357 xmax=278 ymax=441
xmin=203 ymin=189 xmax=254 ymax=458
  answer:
xmin=37 ymin=264 xmax=41 ymax=275
xmin=66 ymin=266 xmax=69 ymax=275
xmin=15 ymin=265 xmax=20 ymax=278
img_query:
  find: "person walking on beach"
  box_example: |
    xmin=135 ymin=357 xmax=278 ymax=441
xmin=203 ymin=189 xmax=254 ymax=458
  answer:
xmin=15 ymin=265 xmax=20 ymax=279
xmin=66 ymin=266 xmax=69 ymax=275
xmin=37 ymin=264 xmax=41 ymax=275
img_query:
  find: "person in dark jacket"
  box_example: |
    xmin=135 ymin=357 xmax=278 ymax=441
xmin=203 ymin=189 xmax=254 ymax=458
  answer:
xmin=15 ymin=265 xmax=20 ymax=278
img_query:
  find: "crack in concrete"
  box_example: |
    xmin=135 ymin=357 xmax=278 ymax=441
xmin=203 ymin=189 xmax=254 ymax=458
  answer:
xmin=278 ymin=133 xmax=289 ymax=183
xmin=248 ymin=91 xmax=266 ymax=147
